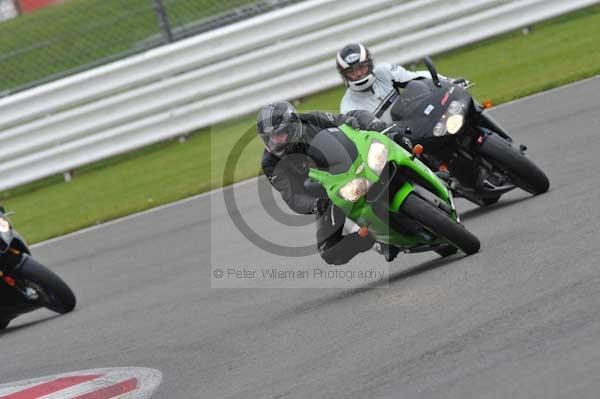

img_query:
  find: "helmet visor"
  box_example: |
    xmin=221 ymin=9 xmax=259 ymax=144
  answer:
xmin=259 ymin=120 xmax=302 ymax=157
xmin=342 ymin=62 xmax=370 ymax=82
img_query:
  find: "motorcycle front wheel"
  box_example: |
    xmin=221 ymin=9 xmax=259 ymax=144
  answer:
xmin=0 ymin=319 xmax=9 ymax=330
xmin=401 ymin=193 xmax=480 ymax=255
xmin=17 ymin=256 xmax=76 ymax=314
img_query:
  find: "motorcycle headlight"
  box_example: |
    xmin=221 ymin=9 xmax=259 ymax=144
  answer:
xmin=339 ymin=178 xmax=371 ymax=202
xmin=448 ymin=101 xmax=463 ymax=115
xmin=0 ymin=218 xmax=10 ymax=233
xmin=367 ymin=141 xmax=388 ymax=175
xmin=446 ymin=114 xmax=464 ymax=134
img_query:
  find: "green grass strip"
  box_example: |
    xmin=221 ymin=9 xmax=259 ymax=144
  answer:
xmin=2 ymin=4 xmax=600 ymax=243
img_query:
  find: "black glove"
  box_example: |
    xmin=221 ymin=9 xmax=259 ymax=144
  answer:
xmin=312 ymin=197 xmax=331 ymax=215
xmin=345 ymin=116 xmax=361 ymax=130
xmin=366 ymin=120 xmax=388 ymax=132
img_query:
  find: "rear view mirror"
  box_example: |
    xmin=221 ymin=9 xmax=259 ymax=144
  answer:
xmin=423 ymin=57 xmax=441 ymax=88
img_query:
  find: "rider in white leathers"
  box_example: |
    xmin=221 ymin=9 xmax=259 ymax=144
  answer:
xmin=338 ymin=43 xmax=449 ymax=121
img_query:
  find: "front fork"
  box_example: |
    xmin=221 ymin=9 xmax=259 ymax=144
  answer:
xmin=0 ymin=249 xmax=38 ymax=300
xmin=1 ymin=247 xmax=27 ymax=273
xmin=473 ymin=102 xmax=513 ymax=142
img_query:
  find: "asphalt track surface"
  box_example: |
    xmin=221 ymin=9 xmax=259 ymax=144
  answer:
xmin=2 ymin=76 xmax=600 ymax=398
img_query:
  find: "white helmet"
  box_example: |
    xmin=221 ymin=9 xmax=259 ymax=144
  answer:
xmin=336 ymin=43 xmax=375 ymax=92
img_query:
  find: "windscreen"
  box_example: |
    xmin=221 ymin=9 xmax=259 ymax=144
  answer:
xmin=390 ymin=80 xmax=451 ymax=140
xmin=391 ymin=79 xmax=439 ymax=120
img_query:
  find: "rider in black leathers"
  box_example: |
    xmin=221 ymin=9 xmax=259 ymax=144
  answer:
xmin=258 ymin=101 xmax=409 ymax=265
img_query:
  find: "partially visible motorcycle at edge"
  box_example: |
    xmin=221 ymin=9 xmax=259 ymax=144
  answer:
xmin=0 ymin=207 xmax=76 ymax=330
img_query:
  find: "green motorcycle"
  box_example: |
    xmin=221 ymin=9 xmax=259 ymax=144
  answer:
xmin=307 ymin=124 xmax=480 ymax=257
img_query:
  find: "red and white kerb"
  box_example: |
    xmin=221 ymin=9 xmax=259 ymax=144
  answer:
xmin=0 ymin=368 xmax=162 ymax=399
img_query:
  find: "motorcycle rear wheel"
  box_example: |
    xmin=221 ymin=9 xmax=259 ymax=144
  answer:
xmin=482 ymin=196 xmax=501 ymax=206
xmin=401 ymin=193 xmax=480 ymax=255
xmin=478 ymin=134 xmax=549 ymax=195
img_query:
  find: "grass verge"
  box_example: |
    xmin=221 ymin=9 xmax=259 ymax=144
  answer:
xmin=2 ymin=4 xmax=600 ymax=243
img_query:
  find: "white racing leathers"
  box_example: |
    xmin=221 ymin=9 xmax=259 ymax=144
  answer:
xmin=340 ymin=63 xmax=441 ymax=123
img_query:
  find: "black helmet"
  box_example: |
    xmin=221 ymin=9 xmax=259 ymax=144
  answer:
xmin=256 ymin=101 xmax=304 ymax=157
xmin=336 ymin=43 xmax=375 ymax=91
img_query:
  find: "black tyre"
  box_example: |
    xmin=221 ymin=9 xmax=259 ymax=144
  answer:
xmin=17 ymin=256 xmax=76 ymax=314
xmin=435 ymin=245 xmax=459 ymax=258
xmin=482 ymin=196 xmax=501 ymax=206
xmin=478 ymin=134 xmax=549 ymax=195
xmin=0 ymin=319 xmax=9 ymax=330
xmin=401 ymin=193 xmax=480 ymax=255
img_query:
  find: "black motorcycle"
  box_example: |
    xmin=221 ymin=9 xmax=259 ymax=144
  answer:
xmin=0 ymin=207 xmax=76 ymax=330
xmin=378 ymin=57 xmax=549 ymax=206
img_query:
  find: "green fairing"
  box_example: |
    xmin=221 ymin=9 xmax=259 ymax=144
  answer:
xmin=308 ymin=124 xmax=455 ymax=247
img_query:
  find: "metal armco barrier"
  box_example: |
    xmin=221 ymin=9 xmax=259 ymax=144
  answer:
xmin=0 ymin=0 xmax=598 ymax=191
